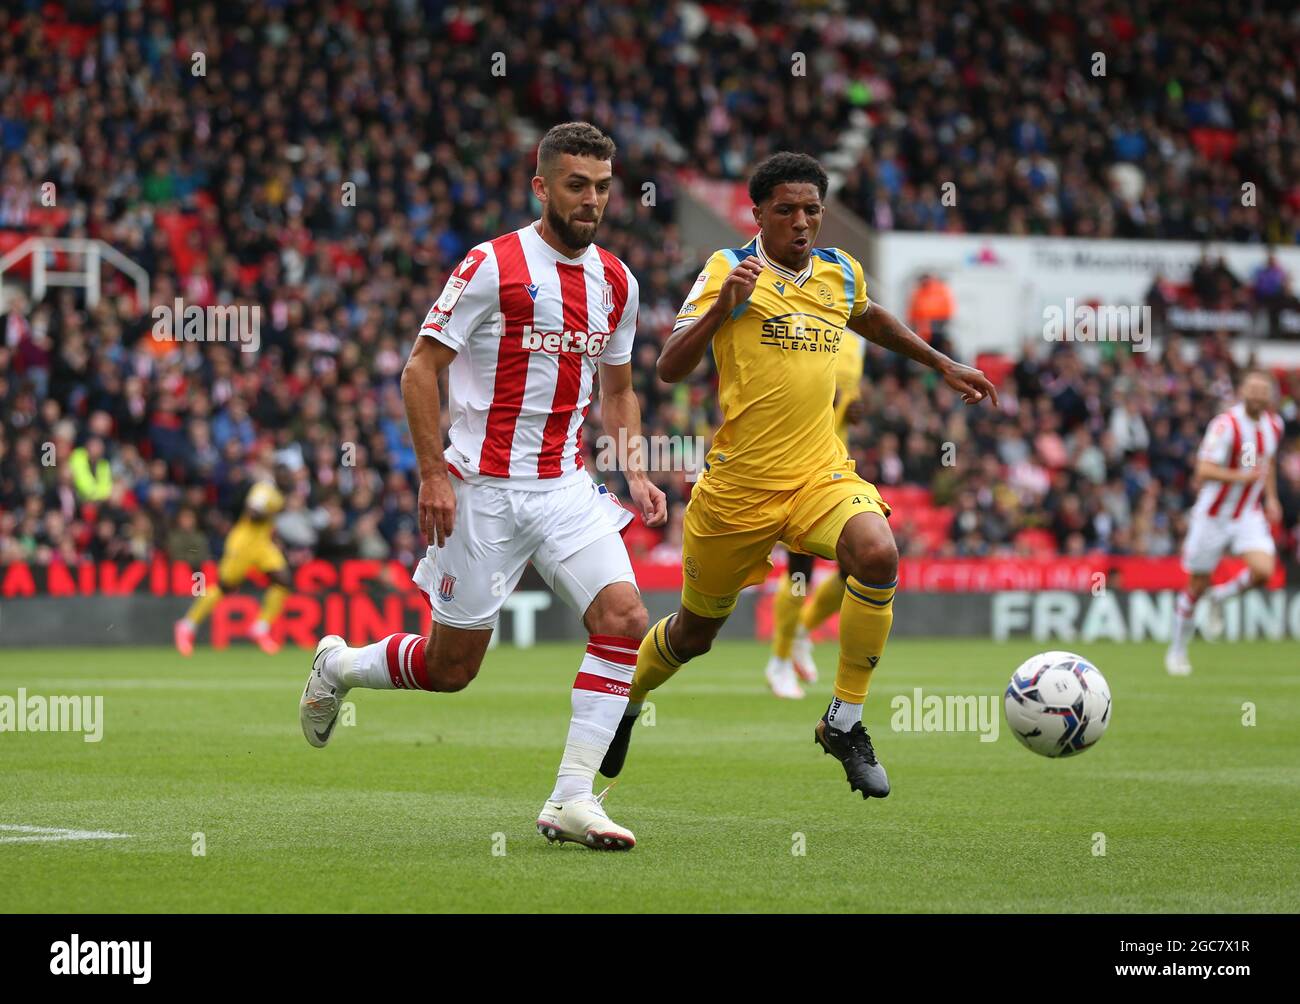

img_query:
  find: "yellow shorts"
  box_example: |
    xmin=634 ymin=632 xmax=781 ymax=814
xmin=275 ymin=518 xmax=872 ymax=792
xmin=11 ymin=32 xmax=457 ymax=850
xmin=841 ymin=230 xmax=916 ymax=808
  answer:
xmin=680 ymin=459 xmax=890 ymax=618
xmin=217 ymin=521 xmax=286 ymax=585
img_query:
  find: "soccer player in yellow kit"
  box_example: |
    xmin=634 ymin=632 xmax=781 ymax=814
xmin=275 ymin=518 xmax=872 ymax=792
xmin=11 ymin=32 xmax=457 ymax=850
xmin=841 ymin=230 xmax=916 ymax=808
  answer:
xmin=763 ymin=328 xmax=867 ymax=699
xmin=174 ymin=479 xmax=291 ymax=656
xmin=600 ymin=153 xmax=997 ymax=798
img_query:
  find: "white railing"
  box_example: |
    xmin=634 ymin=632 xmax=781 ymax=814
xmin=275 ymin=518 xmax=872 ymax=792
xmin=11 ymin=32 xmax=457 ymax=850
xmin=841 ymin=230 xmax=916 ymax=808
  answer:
xmin=0 ymin=237 xmax=149 ymax=310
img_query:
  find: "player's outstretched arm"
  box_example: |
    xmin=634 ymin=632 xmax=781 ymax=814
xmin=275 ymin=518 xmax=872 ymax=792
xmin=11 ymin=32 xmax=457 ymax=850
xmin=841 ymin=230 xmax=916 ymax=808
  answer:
xmin=848 ymin=302 xmax=999 ymax=407
xmin=598 ymin=361 xmax=668 ymax=527
xmin=401 ymin=335 xmax=459 ymax=547
xmin=657 ymin=256 xmax=764 ymax=382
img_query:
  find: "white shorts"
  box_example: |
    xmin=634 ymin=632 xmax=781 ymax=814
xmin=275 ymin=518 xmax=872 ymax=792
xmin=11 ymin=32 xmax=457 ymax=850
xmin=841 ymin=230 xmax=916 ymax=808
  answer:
xmin=413 ymin=474 xmax=637 ymax=629
xmin=1181 ymin=508 xmax=1275 ymax=574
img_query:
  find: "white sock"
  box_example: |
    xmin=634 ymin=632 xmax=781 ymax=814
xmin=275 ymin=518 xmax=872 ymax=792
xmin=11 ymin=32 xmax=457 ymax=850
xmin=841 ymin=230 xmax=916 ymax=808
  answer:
xmin=326 ymin=634 xmax=427 ymax=690
xmin=1169 ymin=590 xmax=1197 ymax=655
xmin=550 ymin=635 xmax=637 ymax=803
xmin=826 ymin=695 xmax=863 ymax=730
xmin=1209 ymin=569 xmax=1253 ymax=602
xmin=251 ymin=620 xmax=269 ymax=636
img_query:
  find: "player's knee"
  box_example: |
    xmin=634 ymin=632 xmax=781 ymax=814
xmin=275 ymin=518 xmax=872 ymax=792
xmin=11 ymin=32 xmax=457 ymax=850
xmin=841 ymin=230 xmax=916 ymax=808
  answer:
xmin=842 ymin=533 xmax=898 ymax=587
xmin=590 ymin=593 xmax=648 ymax=641
xmin=1250 ymin=568 xmax=1272 ymax=588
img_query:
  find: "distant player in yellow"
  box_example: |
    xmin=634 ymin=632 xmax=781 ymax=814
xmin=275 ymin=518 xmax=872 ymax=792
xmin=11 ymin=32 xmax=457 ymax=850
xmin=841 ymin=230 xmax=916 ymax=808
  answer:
xmin=764 ymin=328 xmax=867 ymax=699
xmin=599 ymin=152 xmax=997 ymax=798
xmin=174 ymin=479 xmax=290 ymax=656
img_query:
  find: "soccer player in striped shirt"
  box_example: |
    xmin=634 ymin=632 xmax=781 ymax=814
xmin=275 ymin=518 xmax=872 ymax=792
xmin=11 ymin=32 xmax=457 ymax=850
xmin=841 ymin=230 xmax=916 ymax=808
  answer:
xmin=1166 ymin=370 xmax=1284 ymax=675
xmin=299 ymin=123 xmax=667 ymax=848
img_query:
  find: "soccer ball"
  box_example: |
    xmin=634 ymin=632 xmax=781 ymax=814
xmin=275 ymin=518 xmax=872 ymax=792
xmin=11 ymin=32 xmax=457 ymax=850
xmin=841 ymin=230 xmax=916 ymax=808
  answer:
xmin=1004 ymin=651 xmax=1112 ymax=758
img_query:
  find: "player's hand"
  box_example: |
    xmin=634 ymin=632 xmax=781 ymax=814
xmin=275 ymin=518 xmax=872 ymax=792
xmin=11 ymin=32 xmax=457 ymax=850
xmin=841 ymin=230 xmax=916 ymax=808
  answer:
xmin=627 ymin=476 xmax=668 ymax=527
xmin=418 ymin=473 xmax=456 ymax=547
xmin=716 ymin=256 xmax=763 ymax=314
xmin=1265 ymin=496 xmax=1283 ymax=525
xmin=941 ymin=361 xmax=1000 ymax=407
xmin=1246 ymin=464 xmax=1270 ymax=484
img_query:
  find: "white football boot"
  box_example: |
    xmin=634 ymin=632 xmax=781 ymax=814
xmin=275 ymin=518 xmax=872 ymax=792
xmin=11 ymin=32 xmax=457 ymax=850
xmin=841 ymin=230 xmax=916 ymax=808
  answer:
xmin=537 ymin=785 xmax=636 ymax=850
xmin=791 ymin=627 xmax=819 ymax=683
xmin=765 ymin=655 xmax=805 ymax=699
xmin=300 ymin=635 xmax=350 ymax=747
xmin=1164 ymin=649 xmax=1193 ymax=676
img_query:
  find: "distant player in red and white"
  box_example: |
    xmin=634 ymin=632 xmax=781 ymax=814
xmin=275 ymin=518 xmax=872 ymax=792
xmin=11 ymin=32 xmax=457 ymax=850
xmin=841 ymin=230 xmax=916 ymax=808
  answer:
xmin=299 ymin=123 xmax=667 ymax=848
xmin=1166 ymin=370 xmax=1284 ymax=675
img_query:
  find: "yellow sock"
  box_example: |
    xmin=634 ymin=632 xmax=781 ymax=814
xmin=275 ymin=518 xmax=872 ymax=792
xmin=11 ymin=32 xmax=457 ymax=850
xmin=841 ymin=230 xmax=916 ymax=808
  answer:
xmin=770 ymin=573 xmax=804 ymax=659
xmin=184 ymin=583 xmax=224 ymax=626
xmin=628 ymin=615 xmax=684 ymax=705
xmin=833 ymin=576 xmax=896 ymax=703
xmin=258 ymin=584 xmax=289 ymax=625
xmin=800 ymin=573 xmax=846 ymax=633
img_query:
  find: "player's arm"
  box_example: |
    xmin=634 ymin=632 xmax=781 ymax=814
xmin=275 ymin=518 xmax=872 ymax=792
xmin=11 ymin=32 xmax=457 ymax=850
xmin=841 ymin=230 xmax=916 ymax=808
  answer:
xmin=401 ymin=334 xmax=458 ymax=547
xmin=1193 ymin=416 xmax=1266 ymax=486
xmin=1193 ymin=458 xmax=1265 ymax=485
xmin=847 ymin=302 xmax=998 ymax=406
xmin=657 ymin=255 xmax=763 ymax=383
xmin=598 ymin=360 xmax=667 ymax=527
xmin=1264 ymin=460 xmax=1282 ymax=523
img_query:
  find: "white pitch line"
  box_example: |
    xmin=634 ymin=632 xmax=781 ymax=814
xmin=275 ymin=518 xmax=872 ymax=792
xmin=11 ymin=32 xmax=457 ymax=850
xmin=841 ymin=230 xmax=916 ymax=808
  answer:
xmin=0 ymin=825 xmax=130 ymax=844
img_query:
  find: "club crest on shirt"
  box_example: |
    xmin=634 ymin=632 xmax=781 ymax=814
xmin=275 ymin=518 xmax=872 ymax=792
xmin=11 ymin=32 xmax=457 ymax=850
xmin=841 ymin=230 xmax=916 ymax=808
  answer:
xmin=601 ymin=281 xmax=614 ymax=312
xmin=816 ymin=283 xmax=834 ymax=306
xmin=437 ymin=573 xmax=457 ymax=602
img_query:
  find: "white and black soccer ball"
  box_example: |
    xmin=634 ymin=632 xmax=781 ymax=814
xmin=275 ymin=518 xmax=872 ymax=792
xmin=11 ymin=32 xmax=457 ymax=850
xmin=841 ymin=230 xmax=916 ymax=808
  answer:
xmin=1004 ymin=651 xmax=1112 ymax=758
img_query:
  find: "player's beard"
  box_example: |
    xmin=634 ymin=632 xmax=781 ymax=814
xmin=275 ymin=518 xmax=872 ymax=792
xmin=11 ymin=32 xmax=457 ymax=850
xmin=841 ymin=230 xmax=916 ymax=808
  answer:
xmin=546 ymin=202 xmax=600 ymax=253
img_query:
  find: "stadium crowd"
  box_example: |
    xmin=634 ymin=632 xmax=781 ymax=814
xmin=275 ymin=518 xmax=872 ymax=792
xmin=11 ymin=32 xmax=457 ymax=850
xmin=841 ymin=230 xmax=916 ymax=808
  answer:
xmin=1 ymin=0 xmax=1298 ymax=572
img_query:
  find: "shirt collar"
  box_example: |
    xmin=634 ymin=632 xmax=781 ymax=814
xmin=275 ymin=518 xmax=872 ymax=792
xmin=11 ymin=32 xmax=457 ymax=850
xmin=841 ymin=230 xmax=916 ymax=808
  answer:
xmin=524 ymin=221 xmax=593 ymax=264
xmin=754 ymin=233 xmax=813 ymax=285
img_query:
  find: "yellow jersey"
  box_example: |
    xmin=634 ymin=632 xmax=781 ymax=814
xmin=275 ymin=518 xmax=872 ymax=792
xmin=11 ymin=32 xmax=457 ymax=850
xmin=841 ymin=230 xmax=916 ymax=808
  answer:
xmin=674 ymin=235 xmax=870 ymax=488
xmin=833 ymin=331 xmax=866 ymax=444
xmin=221 ymin=480 xmax=287 ymax=580
xmin=237 ymin=481 xmax=284 ymax=535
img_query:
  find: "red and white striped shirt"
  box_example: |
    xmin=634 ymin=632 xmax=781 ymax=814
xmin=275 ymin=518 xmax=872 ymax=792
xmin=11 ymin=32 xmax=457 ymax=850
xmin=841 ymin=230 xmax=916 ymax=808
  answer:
xmin=419 ymin=223 xmax=638 ymax=490
xmin=1192 ymin=402 xmax=1283 ymax=521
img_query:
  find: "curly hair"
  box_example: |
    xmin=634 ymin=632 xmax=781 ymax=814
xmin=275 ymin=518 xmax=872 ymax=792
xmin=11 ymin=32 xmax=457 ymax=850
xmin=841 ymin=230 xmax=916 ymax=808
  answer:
xmin=748 ymin=152 xmax=828 ymax=205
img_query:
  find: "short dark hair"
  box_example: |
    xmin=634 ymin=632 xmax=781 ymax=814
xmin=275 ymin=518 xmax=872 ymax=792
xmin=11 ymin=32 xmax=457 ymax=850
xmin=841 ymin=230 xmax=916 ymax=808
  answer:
xmin=537 ymin=122 xmax=616 ymax=176
xmin=748 ymin=152 xmax=828 ymax=205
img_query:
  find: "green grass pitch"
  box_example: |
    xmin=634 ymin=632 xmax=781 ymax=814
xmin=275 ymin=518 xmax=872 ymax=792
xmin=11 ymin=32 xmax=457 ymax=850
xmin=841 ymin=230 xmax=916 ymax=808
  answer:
xmin=1 ymin=638 xmax=1297 ymax=913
